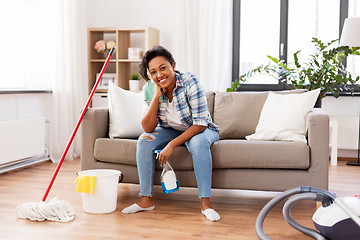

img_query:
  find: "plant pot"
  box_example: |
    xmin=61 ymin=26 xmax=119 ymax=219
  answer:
xmin=314 ymin=98 xmax=322 ymax=108
xmin=129 ymin=80 xmax=141 ymax=92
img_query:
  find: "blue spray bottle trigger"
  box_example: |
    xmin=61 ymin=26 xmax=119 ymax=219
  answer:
xmin=154 ymin=149 xmax=180 ymax=194
xmin=154 ymin=149 xmax=162 ymax=160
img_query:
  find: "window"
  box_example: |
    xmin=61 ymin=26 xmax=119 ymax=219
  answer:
xmin=233 ymin=0 xmax=360 ymax=91
xmin=347 ymin=0 xmax=360 ymax=79
xmin=239 ymin=0 xmax=280 ymax=84
xmin=0 ymin=1 xmax=25 ymax=89
xmin=288 ymin=0 xmax=340 ymax=63
xmin=0 ymin=0 xmax=57 ymax=90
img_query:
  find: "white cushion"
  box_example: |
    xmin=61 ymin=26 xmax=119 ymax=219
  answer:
xmin=245 ymin=88 xmax=320 ymax=143
xmin=107 ymin=81 xmax=143 ymax=138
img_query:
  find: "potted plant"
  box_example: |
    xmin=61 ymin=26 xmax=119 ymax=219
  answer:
xmin=129 ymin=73 xmax=142 ymax=92
xmin=228 ymin=37 xmax=360 ymax=105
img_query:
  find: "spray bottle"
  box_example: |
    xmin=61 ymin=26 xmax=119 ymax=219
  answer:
xmin=154 ymin=149 xmax=180 ymax=194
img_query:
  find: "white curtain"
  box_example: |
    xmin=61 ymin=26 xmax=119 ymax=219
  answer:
xmin=174 ymin=0 xmax=233 ymax=92
xmin=50 ymin=0 xmax=88 ymax=162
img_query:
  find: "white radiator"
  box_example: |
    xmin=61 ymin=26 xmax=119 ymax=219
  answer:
xmin=0 ymin=118 xmax=47 ymax=166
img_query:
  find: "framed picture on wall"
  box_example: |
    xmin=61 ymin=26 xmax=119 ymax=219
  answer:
xmin=96 ymin=73 xmax=117 ymax=89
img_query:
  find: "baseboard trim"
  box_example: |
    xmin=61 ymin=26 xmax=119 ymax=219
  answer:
xmin=0 ymin=153 xmax=50 ymax=174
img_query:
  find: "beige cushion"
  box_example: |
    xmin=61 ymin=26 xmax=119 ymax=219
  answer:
xmin=94 ymin=138 xmax=309 ymax=170
xmin=94 ymin=138 xmax=194 ymax=170
xmin=211 ymin=139 xmax=310 ymax=169
xmin=214 ymin=91 xmax=268 ymax=139
xmin=214 ymin=89 xmax=308 ymax=139
xmin=94 ymin=138 xmax=138 ymax=165
xmin=206 ymin=91 xmax=215 ymax=120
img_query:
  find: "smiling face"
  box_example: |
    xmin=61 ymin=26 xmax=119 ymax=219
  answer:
xmin=148 ymin=56 xmax=176 ymax=91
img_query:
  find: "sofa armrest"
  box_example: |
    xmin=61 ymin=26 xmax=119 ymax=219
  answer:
xmin=81 ymin=107 xmax=109 ymax=170
xmin=307 ymin=108 xmax=329 ymax=189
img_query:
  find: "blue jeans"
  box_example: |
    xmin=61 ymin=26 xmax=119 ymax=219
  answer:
xmin=136 ymin=126 xmax=219 ymax=198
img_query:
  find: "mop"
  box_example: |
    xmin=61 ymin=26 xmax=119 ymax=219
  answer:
xmin=16 ymin=47 xmax=115 ymax=222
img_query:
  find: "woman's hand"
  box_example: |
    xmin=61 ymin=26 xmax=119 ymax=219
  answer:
xmin=157 ymin=125 xmax=206 ymax=166
xmin=141 ymin=83 xmax=164 ymax=133
xmin=154 ymin=83 xmax=165 ymax=100
xmin=158 ymin=142 xmax=175 ymax=166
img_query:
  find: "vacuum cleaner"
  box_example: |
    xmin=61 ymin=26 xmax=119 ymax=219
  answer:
xmin=255 ymin=186 xmax=360 ymax=240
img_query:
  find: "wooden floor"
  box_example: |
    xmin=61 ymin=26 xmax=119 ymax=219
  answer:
xmin=0 ymin=159 xmax=359 ymax=240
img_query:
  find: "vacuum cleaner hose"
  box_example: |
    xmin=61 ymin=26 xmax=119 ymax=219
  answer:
xmin=282 ymin=193 xmax=326 ymax=240
xmin=256 ymin=186 xmax=337 ymax=240
xmin=255 ymin=187 xmax=302 ymax=240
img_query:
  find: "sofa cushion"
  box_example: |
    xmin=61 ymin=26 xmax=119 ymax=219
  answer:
xmin=214 ymin=91 xmax=268 ymax=139
xmin=94 ymin=138 xmax=138 ymax=166
xmin=246 ymin=89 xmax=320 ymax=143
xmin=206 ymin=91 xmax=215 ymax=121
xmin=107 ymin=81 xmax=143 ymax=138
xmin=213 ymin=89 xmax=308 ymax=140
xmin=94 ymin=138 xmax=194 ymax=170
xmin=94 ymin=138 xmax=310 ymax=170
xmin=211 ymin=139 xmax=310 ymax=169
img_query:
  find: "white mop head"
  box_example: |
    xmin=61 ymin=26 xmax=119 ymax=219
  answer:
xmin=16 ymin=197 xmax=75 ymax=222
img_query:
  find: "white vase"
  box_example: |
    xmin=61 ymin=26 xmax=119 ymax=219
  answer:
xmin=129 ymin=80 xmax=140 ymax=92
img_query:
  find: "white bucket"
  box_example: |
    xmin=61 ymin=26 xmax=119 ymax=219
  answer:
xmin=77 ymin=169 xmax=122 ymax=214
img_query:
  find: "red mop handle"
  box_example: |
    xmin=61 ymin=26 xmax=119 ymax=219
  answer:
xmin=42 ymin=47 xmax=115 ymax=202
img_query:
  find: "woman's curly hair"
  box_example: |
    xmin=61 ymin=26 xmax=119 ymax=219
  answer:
xmin=139 ymin=46 xmax=176 ymax=81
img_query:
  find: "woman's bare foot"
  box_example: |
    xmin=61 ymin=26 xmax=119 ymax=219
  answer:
xmin=137 ymin=196 xmax=154 ymax=208
xmin=200 ymin=197 xmax=212 ymax=211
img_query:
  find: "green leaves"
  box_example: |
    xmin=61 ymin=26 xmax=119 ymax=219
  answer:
xmin=226 ymin=63 xmax=279 ymax=92
xmin=294 ymin=50 xmax=301 ymax=69
xmin=267 ymin=55 xmax=279 ymax=64
xmin=227 ymin=87 xmax=234 ymax=92
xmin=228 ymin=37 xmax=360 ymax=99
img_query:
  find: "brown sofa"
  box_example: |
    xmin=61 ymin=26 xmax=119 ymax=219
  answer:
xmin=81 ymin=91 xmax=329 ymax=191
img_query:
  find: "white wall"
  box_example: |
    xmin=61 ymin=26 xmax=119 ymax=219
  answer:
xmin=86 ymin=0 xmax=175 ymax=50
xmin=87 ymin=0 xmax=177 ymax=84
xmin=323 ymin=96 xmax=360 ymax=157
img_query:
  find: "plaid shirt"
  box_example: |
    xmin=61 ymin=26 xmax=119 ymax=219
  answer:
xmin=143 ymin=71 xmax=219 ymax=132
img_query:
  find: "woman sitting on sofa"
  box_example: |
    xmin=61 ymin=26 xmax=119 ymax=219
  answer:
xmin=121 ymin=46 xmax=221 ymax=222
